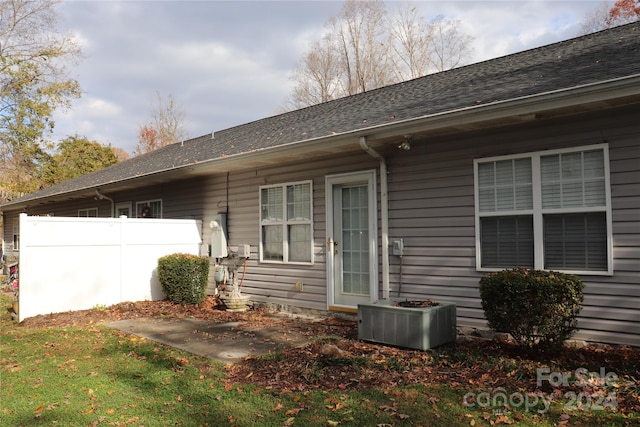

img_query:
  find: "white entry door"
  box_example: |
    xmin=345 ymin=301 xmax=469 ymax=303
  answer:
xmin=326 ymin=171 xmax=378 ymax=310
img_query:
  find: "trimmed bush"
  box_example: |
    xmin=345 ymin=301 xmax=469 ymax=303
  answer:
xmin=479 ymin=267 xmax=585 ymax=351
xmin=158 ymin=253 xmax=210 ymax=304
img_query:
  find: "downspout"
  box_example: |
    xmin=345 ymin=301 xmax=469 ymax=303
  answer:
xmin=95 ymin=190 xmax=115 ymax=217
xmin=359 ymin=136 xmax=390 ymax=300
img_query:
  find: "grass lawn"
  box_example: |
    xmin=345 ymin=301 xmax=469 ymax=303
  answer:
xmin=1 ymin=292 xmax=638 ymax=426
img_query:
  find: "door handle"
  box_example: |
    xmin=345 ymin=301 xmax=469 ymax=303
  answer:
xmin=327 ymin=238 xmax=339 ymax=254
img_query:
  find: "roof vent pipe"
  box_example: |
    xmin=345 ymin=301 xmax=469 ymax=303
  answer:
xmin=95 ymin=189 xmax=115 ymax=218
xmin=359 ymin=136 xmax=390 ymax=300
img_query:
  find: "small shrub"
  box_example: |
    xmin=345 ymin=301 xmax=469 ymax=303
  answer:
xmin=479 ymin=267 xmax=584 ymax=351
xmin=158 ymin=253 xmax=210 ymax=304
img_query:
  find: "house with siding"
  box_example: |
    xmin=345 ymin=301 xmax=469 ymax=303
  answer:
xmin=2 ymin=23 xmax=639 ymax=346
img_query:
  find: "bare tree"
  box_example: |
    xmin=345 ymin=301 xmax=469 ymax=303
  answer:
xmin=389 ymin=3 xmax=432 ymax=81
xmin=328 ymin=0 xmax=392 ymax=96
xmin=286 ymin=0 xmax=474 ymax=109
xmin=580 ymin=0 xmax=640 ymax=34
xmin=286 ymin=0 xmax=392 ymax=108
xmin=287 ymin=36 xmax=342 ymax=110
xmin=134 ymin=92 xmax=188 ymax=156
xmin=427 ymin=16 xmax=474 ymax=73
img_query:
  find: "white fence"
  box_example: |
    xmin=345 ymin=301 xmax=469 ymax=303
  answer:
xmin=17 ymin=214 xmax=203 ymax=321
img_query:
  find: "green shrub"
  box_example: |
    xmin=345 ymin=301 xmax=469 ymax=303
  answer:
xmin=479 ymin=267 xmax=585 ymax=351
xmin=158 ymin=253 xmax=210 ymax=304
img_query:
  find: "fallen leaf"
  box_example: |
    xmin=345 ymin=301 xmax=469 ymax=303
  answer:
xmin=272 ymin=403 xmax=283 ymax=412
xmin=494 ymin=414 xmax=513 ymax=424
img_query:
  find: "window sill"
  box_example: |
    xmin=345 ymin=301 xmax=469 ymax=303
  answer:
xmin=476 ymin=267 xmax=613 ymax=277
xmin=259 ymin=260 xmax=314 ymax=266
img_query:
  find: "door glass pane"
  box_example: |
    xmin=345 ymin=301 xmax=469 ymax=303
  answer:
xmin=341 ymin=185 xmax=369 ymax=296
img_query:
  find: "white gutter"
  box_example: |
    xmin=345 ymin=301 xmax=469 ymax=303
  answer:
xmin=359 ymin=136 xmax=390 ymax=300
xmin=4 ymin=74 xmax=640 ymax=212
xmin=95 ymin=189 xmax=114 ymax=217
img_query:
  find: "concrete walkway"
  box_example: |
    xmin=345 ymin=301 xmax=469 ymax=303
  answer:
xmin=105 ymin=317 xmax=315 ymax=363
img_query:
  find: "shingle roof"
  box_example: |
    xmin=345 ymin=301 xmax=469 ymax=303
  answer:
xmin=4 ymin=22 xmax=640 ymax=207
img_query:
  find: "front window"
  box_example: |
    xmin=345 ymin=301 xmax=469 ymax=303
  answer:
xmin=78 ymin=208 xmax=98 ymax=217
xmin=474 ymin=144 xmax=611 ymax=274
xmin=260 ymin=181 xmax=313 ymax=263
xmin=136 ymin=199 xmax=162 ymax=218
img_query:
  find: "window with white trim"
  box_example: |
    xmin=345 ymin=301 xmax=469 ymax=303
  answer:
xmin=474 ymin=144 xmax=612 ymax=274
xmin=260 ymin=181 xmax=313 ymax=263
xmin=115 ymin=202 xmax=132 ymax=217
xmin=78 ymin=208 xmax=98 ymax=217
xmin=136 ymin=199 xmax=162 ymax=218
xmin=12 ymin=218 xmax=19 ymax=251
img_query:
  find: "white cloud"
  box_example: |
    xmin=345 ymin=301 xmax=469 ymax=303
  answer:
xmin=51 ymin=0 xmax=603 ymax=154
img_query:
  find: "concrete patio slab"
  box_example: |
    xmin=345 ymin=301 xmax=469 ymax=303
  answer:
xmin=104 ymin=317 xmax=315 ymax=363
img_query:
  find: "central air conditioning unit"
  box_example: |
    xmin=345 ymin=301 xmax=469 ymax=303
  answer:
xmin=357 ymin=299 xmax=457 ymax=350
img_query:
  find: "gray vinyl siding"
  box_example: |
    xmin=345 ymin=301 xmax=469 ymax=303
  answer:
xmin=202 ymin=151 xmax=379 ymax=312
xmin=2 ymin=105 xmax=637 ymax=346
xmin=384 ymin=105 xmax=640 ymax=346
xmin=386 ymin=141 xmax=480 ymax=325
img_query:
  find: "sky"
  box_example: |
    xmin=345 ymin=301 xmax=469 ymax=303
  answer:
xmin=52 ymin=0 xmax=604 ymax=154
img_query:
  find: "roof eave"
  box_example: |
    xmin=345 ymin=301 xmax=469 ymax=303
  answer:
xmin=185 ymin=73 xmax=640 ymax=168
xmin=363 ymin=73 xmax=640 ymax=143
xmin=3 ymin=74 xmax=640 ymax=211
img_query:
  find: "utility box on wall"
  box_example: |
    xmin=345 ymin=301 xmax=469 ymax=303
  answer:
xmin=237 ymin=244 xmax=250 ymax=258
xmin=210 ymin=213 xmax=228 ymax=258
